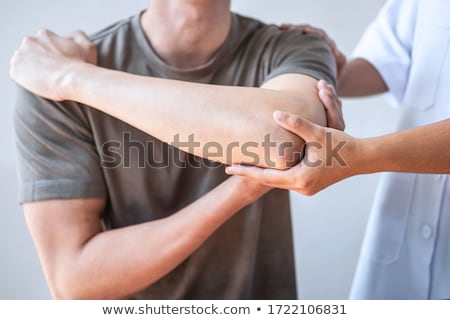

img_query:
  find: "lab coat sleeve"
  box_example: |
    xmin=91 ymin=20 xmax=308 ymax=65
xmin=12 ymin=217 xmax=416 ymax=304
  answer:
xmin=352 ymin=0 xmax=419 ymax=105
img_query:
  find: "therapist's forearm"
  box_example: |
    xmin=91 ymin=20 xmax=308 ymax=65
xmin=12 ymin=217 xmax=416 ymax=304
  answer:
xmin=64 ymin=63 xmax=326 ymax=169
xmin=338 ymin=58 xmax=388 ymax=97
xmin=356 ymin=119 xmax=450 ymax=174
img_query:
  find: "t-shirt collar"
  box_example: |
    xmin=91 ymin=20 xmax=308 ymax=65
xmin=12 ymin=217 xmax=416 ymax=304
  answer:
xmin=131 ymin=11 xmax=238 ymax=81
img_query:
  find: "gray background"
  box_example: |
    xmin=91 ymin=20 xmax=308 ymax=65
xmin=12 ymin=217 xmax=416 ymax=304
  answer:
xmin=0 ymin=0 xmax=397 ymax=299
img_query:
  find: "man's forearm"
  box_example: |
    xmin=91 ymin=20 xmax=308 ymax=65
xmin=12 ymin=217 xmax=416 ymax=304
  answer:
xmin=53 ymin=177 xmax=267 ymax=299
xmin=66 ymin=63 xmax=326 ymax=169
xmin=356 ymin=119 xmax=450 ymax=175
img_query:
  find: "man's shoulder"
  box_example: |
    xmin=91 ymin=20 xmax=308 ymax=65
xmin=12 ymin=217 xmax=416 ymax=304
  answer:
xmin=88 ymin=14 xmax=137 ymax=45
xmin=235 ymin=13 xmax=328 ymax=51
xmin=87 ymin=13 xmax=144 ymax=69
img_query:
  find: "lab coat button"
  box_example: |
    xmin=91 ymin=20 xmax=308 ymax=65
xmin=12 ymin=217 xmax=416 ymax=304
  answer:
xmin=422 ymin=224 xmax=433 ymax=239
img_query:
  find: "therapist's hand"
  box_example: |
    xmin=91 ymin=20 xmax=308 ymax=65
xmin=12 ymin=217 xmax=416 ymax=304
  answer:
xmin=317 ymin=80 xmax=345 ymax=131
xmin=226 ymin=111 xmax=357 ymax=196
xmin=9 ymin=29 xmax=97 ymax=101
xmin=280 ymin=24 xmax=347 ymax=78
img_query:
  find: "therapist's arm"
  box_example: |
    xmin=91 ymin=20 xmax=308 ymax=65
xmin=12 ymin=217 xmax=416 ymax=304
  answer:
xmin=281 ymin=24 xmax=388 ymax=97
xmin=227 ymin=112 xmax=450 ymax=196
xmin=337 ymin=58 xmax=388 ymax=97
xmin=9 ymin=30 xmax=330 ymax=169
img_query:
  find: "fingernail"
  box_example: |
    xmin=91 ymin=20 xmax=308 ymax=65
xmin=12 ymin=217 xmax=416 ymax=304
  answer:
xmin=225 ymin=166 xmax=238 ymax=175
xmin=274 ymin=111 xmax=285 ymax=121
xmin=318 ymin=80 xmax=325 ymax=88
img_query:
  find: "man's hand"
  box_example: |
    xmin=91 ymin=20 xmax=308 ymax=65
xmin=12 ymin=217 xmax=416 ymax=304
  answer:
xmin=226 ymin=110 xmax=357 ymax=196
xmin=281 ymin=24 xmax=347 ymax=79
xmin=10 ymin=29 xmax=96 ymax=101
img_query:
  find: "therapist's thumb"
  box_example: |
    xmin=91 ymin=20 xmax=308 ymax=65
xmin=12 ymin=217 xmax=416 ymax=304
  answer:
xmin=273 ymin=111 xmax=319 ymax=141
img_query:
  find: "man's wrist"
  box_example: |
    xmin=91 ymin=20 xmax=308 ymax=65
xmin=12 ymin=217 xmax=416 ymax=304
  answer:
xmin=61 ymin=61 xmax=91 ymax=101
xmin=229 ymin=176 xmax=270 ymax=204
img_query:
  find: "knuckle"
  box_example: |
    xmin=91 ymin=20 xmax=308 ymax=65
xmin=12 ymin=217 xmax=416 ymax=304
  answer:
xmin=295 ymin=177 xmax=316 ymax=196
xmin=291 ymin=117 xmax=303 ymax=130
xmin=303 ymin=189 xmax=316 ymax=197
xmin=37 ymin=28 xmax=49 ymax=37
xmin=326 ymin=90 xmax=335 ymax=99
xmin=21 ymin=36 xmax=33 ymax=45
xmin=10 ymin=51 xmax=18 ymax=64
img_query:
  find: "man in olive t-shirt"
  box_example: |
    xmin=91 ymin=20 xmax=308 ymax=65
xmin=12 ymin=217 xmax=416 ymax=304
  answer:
xmin=14 ymin=1 xmax=335 ymax=299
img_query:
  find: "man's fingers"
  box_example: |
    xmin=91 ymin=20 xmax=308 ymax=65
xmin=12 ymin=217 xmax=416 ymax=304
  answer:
xmin=36 ymin=28 xmax=57 ymax=38
xmin=273 ymin=111 xmax=317 ymax=141
xmin=70 ymin=30 xmax=97 ymax=64
xmin=35 ymin=29 xmax=60 ymax=49
xmin=70 ymin=30 xmax=92 ymax=46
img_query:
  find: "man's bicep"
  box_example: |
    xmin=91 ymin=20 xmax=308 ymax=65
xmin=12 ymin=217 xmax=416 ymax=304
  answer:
xmin=23 ymin=198 xmax=105 ymax=296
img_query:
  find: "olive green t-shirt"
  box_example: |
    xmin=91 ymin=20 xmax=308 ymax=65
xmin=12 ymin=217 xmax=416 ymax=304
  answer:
xmin=15 ymin=12 xmax=336 ymax=299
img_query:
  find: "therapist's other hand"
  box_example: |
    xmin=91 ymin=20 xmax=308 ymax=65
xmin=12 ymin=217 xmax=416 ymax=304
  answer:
xmin=280 ymin=24 xmax=347 ymax=78
xmin=9 ymin=29 xmax=97 ymax=101
xmin=317 ymin=80 xmax=345 ymax=131
xmin=225 ymin=111 xmax=356 ymax=196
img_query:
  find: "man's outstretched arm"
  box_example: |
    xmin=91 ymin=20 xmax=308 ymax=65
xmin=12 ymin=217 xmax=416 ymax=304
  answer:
xmin=24 ymin=176 xmax=268 ymax=300
xmin=10 ymin=30 xmax=332 ymax=169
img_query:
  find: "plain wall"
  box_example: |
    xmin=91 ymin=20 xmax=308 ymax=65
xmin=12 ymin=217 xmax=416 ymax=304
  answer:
xmin=0 ymin=0 xmax=397 ymax=299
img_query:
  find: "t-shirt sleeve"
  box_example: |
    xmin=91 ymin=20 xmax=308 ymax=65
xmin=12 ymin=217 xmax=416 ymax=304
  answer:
xmin=14 ymin=87 xmax=107 ymax=203
xmin=264 ymin=29 xmax=337 ymax=88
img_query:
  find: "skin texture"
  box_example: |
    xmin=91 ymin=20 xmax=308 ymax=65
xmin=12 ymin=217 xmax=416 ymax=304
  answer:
xmin=227 ymin=111 xmax=450 ymax=196
xmin=10 ymin=39 xmax=326 ymax=169
xmin=24 ymin=177 xmax=269 ymax=299
xmin=226 ymin=25 xmax=450 ymax=196
xmin=8 ymin=9 xmax=342 ymax=170
xmin=9 ymin=1 xmax=341 ymax=299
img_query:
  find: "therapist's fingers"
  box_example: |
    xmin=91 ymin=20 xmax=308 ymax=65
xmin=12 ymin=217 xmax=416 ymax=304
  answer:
xmin=278 ymin=24 xmax=347 ymax=77
xmin=225 ymin=165 xmax=297 ymax=189
xmin=279 ymin=23 xmax=304 ymax=31
xmin=317 ymin=80 xmax=345 ymax=131
xmin=300 ymin=26 xmax=347 ymax=77
xmin=273 ymin=111 xmax=320 ymax=141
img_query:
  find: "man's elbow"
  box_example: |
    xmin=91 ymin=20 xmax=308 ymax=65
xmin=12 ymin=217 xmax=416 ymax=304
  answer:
xmin=48 ymin=270 xmax=89 ymax=300
xmin=48 ymin=264 xmax=106 ymax=300
xmin=266 ymin=125 xmax=305 ymax=170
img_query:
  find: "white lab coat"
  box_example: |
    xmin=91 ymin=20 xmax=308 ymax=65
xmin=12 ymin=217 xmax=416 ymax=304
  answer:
xmin=350 ymin=0 xmax=450 ymax=299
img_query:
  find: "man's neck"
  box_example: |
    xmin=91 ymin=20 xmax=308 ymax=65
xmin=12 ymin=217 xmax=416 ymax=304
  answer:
xmin=141 ymin=0 xmax=231 ymax=69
